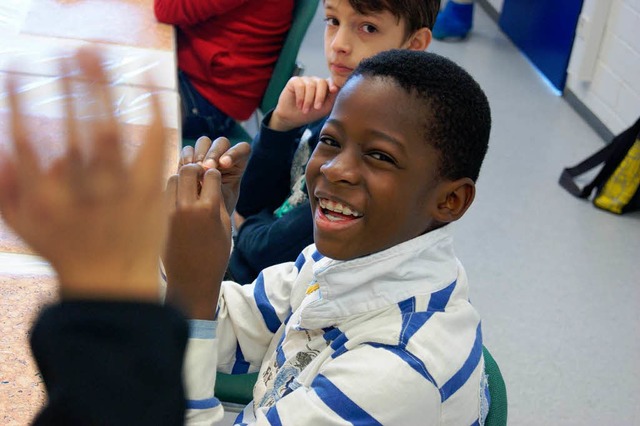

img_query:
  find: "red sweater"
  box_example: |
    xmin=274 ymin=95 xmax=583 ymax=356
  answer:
xmin=155 ymin=0 xmax=294 ymax=120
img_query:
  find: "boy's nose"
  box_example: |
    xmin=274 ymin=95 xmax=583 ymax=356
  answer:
xmin=330 ymin=27 xmax=352 ymax=54
xmin=320 ymin=152 xmax=359 ymax=185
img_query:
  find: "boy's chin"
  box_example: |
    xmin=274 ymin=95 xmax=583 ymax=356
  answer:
xmin=330 ymin=75 xmax=347 ymax=89
xmin=314 ymin=239 xmax=369 ymax=262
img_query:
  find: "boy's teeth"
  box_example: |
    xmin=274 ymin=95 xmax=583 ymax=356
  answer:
xmin=326 ymin=213 xmax=341 ymax=222
xmin=319 ymin=198 xmax=361 ymax=217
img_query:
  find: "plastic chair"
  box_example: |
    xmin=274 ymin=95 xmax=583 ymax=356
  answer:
xmin=183 ymin=0 xmax=320 ymax=148
xmin=214 ymin=371 xmax=258 ymax=412
xmin=483 ymin=346 xmax=508 ymax=426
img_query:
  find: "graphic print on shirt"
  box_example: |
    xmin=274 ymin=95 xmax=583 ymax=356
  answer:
xmin=257 ymin=328 xmax=328 ymax=408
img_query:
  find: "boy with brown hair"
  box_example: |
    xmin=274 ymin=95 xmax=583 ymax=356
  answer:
xmin=184 ymin=0 xmax=441 ymax=283
xmin=154 ymin=0 xmax=294 ymax=140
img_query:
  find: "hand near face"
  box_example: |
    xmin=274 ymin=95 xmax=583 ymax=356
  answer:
xmin=269 ymin=76 xmax=339 ymax=132
xmin=0 ymin=47 xmax=167 ymax=302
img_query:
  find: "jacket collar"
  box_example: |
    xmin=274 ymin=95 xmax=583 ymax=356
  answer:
xmin=296 ymin=225 xmax=461 ymax=329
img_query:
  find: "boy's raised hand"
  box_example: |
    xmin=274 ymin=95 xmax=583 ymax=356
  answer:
xmin=164 ymin=138 xmax=250 ymax=320
xmin=269 ymin=76 xmax=339 ymax=132
xmin=0 ymin=47 xmax=167 ymax=302
xmin=178 ymin=136 xmax=251 ymax=216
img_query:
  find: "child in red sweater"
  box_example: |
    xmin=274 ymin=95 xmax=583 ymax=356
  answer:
xmin=154 ymin=0 xmax=294 ymax=140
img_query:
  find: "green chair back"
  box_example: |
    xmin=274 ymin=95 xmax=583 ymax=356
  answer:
xmin=215 ymin=372 xmax=259 ymax=406
xmin=259 ymin=0 xmax=320 ymax=114
xmin=483 ymin=346 xmax=508 ymax=426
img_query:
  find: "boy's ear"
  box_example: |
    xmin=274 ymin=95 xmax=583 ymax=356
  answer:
xmin=432 ymin=178 xmax=476 ymax=223
xmin=407 ymin=27 xmax=432 ymax=51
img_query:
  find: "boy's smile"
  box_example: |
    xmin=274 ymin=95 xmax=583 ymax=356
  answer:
xmin=323 ymin=0 xmax=418 ymax=88
xmin=305 ymin=75 xmax=447 ymax=260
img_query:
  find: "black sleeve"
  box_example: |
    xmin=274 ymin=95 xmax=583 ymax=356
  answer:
xmin=30 ymin=301 xmax=189 ymax=426
xmin=229 ymin=203 xmax=315 ymax=283
xmin=236 ymin=111 xmax=306 ymax=217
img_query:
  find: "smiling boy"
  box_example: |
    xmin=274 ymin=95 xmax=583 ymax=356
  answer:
xmin=165 ymin=48 xmax=492 ymax=424
xmin=204 ymin=0 xmax=441 ymax=283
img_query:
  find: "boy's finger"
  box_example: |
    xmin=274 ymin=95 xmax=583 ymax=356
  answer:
xmin=314 ymin=81 xmax=329 ymax=110
xmin=198 ymin=168 xmax=222 ymax=214
xmin=218 ymin=142 xmax=251 ymax=172
xmin=203 ymin=137 xmax=231 ymax=170
xmin=292 ymin=78 xmax=306 ymax=110
xmin=176 ymin=164 xmax=201 ymax=205
xmin=194 ymin=136 xmax=212 ymax=164
xmin=7 ymin=75 xmax=40 ymax=183
xmin=180 ymin=145 xmax=195 ymax=168
xmin=317 ymin=89 xmax=339 ymax=118
xmin=301 ymin=79 xmax=318 ymax=114
xmin=165 ymin=174 xmax=178 ymax=215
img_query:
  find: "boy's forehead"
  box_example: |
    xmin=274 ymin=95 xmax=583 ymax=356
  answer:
xmin=333 ymin=76 xmax=431 ymax=146
xmin=324 ymin=0 xmax=393 ymax=17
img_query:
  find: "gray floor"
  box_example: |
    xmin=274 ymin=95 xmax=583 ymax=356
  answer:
xmin=226 ymin=4 xmax=640 ymax=425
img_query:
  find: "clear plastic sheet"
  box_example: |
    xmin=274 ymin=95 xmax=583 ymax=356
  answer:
xmin=0 ymin=0 xmax=176 ymax=91
xmin=4 ymin=0 xmax=175 ymax=51
xmin=0 ymin=72 xmax=179 ymax=127
xmin=0 ymin=72 xmax=181 ymax=254
xmin=0 ymin=0 xmax=180 ymax=254
xmin=0 ymin=0 xmax=31 ymax=35
xmin=0 ymin=72 xmax=181 ymax=253
xmin=0 ymin=36 xmax=177 ymax=91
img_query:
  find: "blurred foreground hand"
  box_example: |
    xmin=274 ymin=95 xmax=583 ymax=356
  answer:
xmin=0 ymin=47 xmax=168 ymax=302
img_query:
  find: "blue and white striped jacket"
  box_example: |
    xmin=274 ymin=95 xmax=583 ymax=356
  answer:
xmin=184 ymin=225 xmax=488 ymax=425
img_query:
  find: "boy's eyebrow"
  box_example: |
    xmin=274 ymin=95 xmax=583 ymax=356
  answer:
xmin=325 ymin=118 xmax=408 ymax=153
xmin=368 ymin=129 xmax=408 ymax=153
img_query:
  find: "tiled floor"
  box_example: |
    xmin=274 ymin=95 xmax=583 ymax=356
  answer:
xmin=238 ymin=2 xmax=640 ymax=425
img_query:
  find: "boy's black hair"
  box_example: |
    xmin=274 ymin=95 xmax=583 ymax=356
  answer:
xmin=348 ymin=0 xmax=440 ymax=34
xmin=349 ymin=49 xmax=491 ymax=182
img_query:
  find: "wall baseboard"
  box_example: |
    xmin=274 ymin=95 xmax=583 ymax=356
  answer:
xmin=476 ymin=0 xmax=611 ymax=143
xmin=477 ymin=0 xmax=500 ymax=23
xmin=563 ymin=89 xmax=613 ymax=142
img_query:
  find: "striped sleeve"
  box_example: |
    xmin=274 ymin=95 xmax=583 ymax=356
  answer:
xmin=184 ymin=320 xmax=224 ymax=426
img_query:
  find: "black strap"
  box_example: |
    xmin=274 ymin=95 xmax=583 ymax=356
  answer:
xmin=559 ymin=142 xmax=616 ymax=198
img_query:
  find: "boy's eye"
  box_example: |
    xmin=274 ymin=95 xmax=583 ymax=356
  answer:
xmin=324 ymin=17 xmax=339 ymax=27
xmin=361 ymin=24 xmax=378 ymax=34
xmin=319 ymin=135 xmax=340 ymax=148
xmin=368 ymin=151 xmax=396 ymax=164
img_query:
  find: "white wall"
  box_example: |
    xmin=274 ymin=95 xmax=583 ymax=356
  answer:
xmin=566 ymin=0 xmax=640 ymax=134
